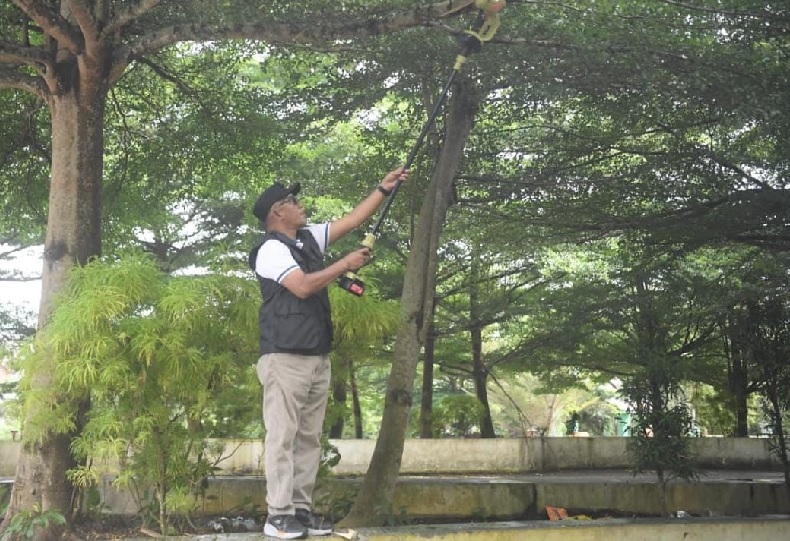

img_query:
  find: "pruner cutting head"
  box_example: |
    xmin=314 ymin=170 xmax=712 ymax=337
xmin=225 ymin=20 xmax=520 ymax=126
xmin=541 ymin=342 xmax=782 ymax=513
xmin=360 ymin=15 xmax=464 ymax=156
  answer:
xmin=454 ymin=0 xmax=505 ymax=64
xmin=468 ymin=0 xmax=505 ymax=43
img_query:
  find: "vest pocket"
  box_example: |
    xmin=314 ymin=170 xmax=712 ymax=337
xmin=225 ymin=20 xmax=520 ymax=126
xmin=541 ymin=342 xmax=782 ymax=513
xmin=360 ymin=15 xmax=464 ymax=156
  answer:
xmin=265 ymin=306 xmax=323 ymax=352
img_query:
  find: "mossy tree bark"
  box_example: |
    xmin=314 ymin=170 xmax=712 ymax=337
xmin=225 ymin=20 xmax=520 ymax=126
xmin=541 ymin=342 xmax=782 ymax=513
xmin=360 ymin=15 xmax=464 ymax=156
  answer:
xmin=342 ymin=78 xmax=478 ymax=527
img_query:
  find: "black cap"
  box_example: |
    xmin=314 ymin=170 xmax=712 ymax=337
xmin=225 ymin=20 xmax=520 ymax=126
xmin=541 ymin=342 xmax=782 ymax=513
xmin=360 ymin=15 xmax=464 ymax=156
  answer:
xmin=252 ymin=182 xmax=301 ymax=222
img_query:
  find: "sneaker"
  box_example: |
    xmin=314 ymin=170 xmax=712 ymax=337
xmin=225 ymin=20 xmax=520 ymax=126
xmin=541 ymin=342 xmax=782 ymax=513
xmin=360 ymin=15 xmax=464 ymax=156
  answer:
xmin=263 ymin=514 xmax=308 ymax=539
xmin=294 ymin=508 xmax=333 ymax=536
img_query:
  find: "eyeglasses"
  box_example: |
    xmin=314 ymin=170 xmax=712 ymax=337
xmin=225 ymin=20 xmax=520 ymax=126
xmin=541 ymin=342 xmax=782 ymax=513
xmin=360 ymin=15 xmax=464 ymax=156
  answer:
xmin=275 ymin=194 xmax=299 ymax=208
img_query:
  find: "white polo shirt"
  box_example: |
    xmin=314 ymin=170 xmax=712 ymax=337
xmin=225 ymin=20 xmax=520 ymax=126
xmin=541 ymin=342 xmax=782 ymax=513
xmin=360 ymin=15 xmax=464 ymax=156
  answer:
xmin=254 ymin=223 xmax=330 ymax=282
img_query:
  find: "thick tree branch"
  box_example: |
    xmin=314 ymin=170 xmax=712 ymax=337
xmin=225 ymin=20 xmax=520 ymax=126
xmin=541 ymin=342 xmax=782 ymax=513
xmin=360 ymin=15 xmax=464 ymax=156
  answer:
xmin=135 ymin=56 xmax=197 ymax=96
xmin=67 ymin=0 xmax=99 ymax=45
xmin=0 ymin=68 xmax=48 ymax=98
xmin=12 ymin=0 xmax=82 ymax=54
xmin=103 ymin=0 xmax=162 ymax=38
xmin=109 ymin=0 xmax=474 ymax=84
xmin=704 ymin=150 xmax=774 ymax=191
xmin=0 ymin=40 xmax=49 ymax=71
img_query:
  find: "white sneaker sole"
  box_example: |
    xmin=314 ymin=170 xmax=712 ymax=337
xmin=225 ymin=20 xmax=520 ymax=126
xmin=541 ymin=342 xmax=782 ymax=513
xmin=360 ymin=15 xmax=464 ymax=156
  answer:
xmin=263 ymin=522 xmax=307 ymax=539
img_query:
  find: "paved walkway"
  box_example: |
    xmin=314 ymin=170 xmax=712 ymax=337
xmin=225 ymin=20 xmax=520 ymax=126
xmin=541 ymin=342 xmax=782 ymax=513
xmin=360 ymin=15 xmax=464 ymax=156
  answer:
xmin=130 ymin=516 xmax=790 ymax=541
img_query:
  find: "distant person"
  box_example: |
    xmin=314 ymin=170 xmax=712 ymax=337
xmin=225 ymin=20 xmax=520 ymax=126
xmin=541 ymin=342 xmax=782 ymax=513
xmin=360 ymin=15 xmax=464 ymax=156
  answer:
xmin=249 ymin=167 xmax=409 ymax=539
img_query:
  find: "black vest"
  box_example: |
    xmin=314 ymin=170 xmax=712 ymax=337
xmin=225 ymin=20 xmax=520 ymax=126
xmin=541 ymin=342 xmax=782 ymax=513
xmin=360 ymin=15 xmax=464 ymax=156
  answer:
xmin=248 ymin=229 xmax=333 ymax=355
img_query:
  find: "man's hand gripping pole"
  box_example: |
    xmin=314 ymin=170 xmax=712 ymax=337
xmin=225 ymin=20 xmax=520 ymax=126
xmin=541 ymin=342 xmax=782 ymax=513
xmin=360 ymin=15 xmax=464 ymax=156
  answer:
xmin=338 ymin=0 xmax=506 ymax=297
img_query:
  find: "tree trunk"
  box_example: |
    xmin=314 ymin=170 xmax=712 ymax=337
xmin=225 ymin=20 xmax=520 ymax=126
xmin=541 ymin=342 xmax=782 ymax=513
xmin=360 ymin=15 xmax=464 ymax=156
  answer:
xmin=545 ymin=394 xmax=559 ymax=434
xmin=470 ymin=335 xmax=495 ymax=438
xmin=730 ymin=355 xmax=750 ymax=437
xmin=349 ymin=359 xmax=364 ymax=439
xmin=656 ymin=468 xmax=670 ymax=518
xmin=419 ymin=316 xmax=435 ymax=438
xmin=469 ymin=253 xmax=495 ymax=438
xmin=341 ymin=78 xmax=478 ymax=527
xmin=329 ymin=378 xmax=347 ymax=439
xmin=2 ymin=50 xmax=106 ymax=541
xmin=725 ymin=309 xmax=756 ymax=437
xmin=329 ymin=356 xmax=350 ymax=438
xmin=765 ymin=380 xmax=790 ymax=504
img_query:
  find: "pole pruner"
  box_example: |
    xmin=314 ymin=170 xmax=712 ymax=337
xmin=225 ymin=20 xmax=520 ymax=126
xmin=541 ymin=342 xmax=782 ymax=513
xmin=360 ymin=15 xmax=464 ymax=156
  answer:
xmin=338 ymin=0 xmax=506 ymax=296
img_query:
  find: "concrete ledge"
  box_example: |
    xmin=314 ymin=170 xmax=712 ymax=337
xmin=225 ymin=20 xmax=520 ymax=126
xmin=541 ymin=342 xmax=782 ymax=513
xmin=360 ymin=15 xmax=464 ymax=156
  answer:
xmin=95 ymin=471 xmax=789 ymax=518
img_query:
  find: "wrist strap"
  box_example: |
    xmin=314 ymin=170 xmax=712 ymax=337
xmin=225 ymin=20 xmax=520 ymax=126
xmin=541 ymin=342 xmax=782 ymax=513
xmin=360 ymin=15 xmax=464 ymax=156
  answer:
xmin=377 ymin=185 xmax=392 ymax=196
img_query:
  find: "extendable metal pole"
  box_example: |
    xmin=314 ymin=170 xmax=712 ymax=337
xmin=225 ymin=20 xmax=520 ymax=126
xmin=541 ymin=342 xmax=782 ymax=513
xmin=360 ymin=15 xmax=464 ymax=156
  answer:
xmin=369 ymin=69 xmax=459 ymax=237
xmin=338 ymin=0 xmax=505 ymax=296
xmin=369 ymin=0 xmax=505 ymax=237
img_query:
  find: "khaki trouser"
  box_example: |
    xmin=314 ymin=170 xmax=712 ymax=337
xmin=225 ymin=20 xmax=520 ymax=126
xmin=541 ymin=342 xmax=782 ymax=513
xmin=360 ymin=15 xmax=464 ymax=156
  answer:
xmin=257 ymin=353 xmax=331 ymax=515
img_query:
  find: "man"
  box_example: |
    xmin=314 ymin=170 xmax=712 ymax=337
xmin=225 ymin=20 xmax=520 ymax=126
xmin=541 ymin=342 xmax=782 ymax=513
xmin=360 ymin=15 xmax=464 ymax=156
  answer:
xmin=249 ymin=167 xmax=409 ymax=539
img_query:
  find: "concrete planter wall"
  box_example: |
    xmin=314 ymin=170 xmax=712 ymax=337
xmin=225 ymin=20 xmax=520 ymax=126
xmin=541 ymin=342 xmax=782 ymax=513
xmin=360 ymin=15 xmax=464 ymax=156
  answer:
xmin=0 ymin=437 xmax=781 ymax=478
